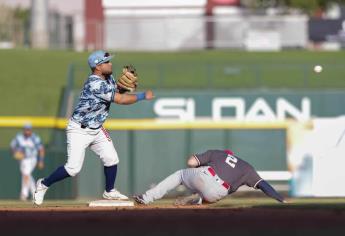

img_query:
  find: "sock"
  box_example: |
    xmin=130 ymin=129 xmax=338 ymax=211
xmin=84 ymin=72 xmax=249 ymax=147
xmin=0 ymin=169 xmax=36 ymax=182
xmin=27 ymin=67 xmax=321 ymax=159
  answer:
xmin=29 ymin=175 xmax=36 ymax=195
xmin=21 ymin=177 xmax=29 ymax=199
xmin=104 ymin=165 xmax=117 ymax=192
xmin=42 ymin=166 xmax=71 ymax=187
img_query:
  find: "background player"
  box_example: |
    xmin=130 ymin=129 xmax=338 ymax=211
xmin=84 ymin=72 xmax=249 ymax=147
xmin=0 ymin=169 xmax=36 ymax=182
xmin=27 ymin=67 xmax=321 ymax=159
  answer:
xmin=10 ymin=123 xmax=45 ymax=201
xmin=33 ymin=50 xmax=154 ymax=205
xmin=134 ymin=149 xmax=286 ymax=205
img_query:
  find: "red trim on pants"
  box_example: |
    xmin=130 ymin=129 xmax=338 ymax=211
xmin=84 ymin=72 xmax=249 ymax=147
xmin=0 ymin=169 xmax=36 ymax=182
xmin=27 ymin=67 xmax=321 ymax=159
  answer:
xmin=207 ymin=167 xmax=230 ymax=190
xmin=101 ymin=127 xmax=111 ymax=142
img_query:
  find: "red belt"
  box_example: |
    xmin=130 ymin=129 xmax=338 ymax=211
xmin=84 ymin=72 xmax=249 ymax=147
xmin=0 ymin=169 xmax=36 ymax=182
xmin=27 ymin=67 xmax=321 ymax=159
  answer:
xmin=207 ymin=167 xmax=230 ymax=190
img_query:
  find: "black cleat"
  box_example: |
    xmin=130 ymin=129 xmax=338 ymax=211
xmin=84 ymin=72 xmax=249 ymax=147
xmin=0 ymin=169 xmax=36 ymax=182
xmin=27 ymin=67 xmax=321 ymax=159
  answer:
xmin=133 ymin=195 xmax=147 ymax=205
xmin=174 ymin=194 xmax=202 ymax=206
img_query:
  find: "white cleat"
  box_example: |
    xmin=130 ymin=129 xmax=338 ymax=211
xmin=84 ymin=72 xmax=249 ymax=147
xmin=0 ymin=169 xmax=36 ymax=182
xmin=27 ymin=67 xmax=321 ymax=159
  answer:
xmin=33 ymin=178 xmax=48 ymax=206
xmin=103 ymin=189 xmax=129 ymax=200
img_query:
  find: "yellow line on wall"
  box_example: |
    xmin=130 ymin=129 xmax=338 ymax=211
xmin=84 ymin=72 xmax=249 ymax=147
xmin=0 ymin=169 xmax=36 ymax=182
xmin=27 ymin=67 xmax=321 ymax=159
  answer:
xmin=0 ymin=116 xmax=301 ymax=130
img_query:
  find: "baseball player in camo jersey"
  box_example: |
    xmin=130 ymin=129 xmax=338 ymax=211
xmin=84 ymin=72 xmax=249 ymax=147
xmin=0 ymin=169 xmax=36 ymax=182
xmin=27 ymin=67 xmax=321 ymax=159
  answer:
xmin=33 ymin=50 xmax=154 ymax=205
xmin=10 ymin=123 xmax=45 ymax=201
xmin=134 ymin=149 xmax=286 ymax=205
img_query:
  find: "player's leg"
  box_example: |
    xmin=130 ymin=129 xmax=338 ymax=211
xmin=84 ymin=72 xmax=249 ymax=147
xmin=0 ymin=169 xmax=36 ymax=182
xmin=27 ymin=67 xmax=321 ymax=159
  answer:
xmin=90 ymin=127 xmax=127 ymax=200
xmin=28 ymin=157 xmax=37 ymax=198
xmin=34 ymin=125 xmax=91 ymax=205
xmin=174 ymin=193 xmax=202 ymax=206
xmin=29 ymin=175 xmax=36 ymax=197
xmin=136 ymin=169 xmax=184 ymax=204
xmin=182 ymin=167 xmax=228 ymax=203
xmin=20 ymin=158 xmax=35 ymax=200
xmin=20 ymin=174 xmax=30 ymax=201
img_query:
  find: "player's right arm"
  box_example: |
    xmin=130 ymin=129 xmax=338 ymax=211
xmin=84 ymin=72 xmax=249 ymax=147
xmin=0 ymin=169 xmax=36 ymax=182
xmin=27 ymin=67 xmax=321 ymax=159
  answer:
xmin=10 ymin=136 xmax=17 ymax=153
xmin=10 ymin=135 xmax=25 ymax=160
xmin=114 ymin=90 xmax=154 ymax=105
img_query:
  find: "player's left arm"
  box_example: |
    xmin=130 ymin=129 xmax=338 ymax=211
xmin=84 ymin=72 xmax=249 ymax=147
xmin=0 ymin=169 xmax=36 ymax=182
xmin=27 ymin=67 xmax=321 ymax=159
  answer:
xmin=256 ymin=180 xmax=286 ymax=203
xmin=114 ymin=90 xmax=154 ymax=105
xmin=246 ymin=167 xmax=286 ymax=203
xmin=38 ymin=146 xmax=45 ymax=169
xmin=187 ymin=155 xmax=199 ymax=167
xmin=187 ymin=150 xmax=213 ymax=168
xmin=35 ymin=135 xmax=45 ymax=169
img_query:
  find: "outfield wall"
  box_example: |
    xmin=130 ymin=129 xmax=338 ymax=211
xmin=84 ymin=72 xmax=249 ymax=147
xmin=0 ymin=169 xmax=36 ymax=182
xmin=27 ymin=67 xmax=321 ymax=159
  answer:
xmin=0 ymin=89 xmax=344 ymax=199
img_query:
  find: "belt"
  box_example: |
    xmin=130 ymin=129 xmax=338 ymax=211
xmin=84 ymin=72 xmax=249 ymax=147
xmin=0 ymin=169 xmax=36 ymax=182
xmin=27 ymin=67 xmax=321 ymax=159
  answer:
xmin=207 ymin=167 xmax=230 ymax=190
xmin=80 ymin=124 xmax=101 ymax=130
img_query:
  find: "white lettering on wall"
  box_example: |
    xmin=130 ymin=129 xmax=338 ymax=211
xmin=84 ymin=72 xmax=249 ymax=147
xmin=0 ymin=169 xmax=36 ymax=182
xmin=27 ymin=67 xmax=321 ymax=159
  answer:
xmin=245 ymin=98 xmax=276 ymax=121
xmin=277 ymin=98 xmax=310 ymax=121
xmin=154 ymin=98 xmax=195 ymax=121
xmin=154 ymin=97 xmax=311 ymax=121
xmin=212 ymin=98 xmax=245 ymax=121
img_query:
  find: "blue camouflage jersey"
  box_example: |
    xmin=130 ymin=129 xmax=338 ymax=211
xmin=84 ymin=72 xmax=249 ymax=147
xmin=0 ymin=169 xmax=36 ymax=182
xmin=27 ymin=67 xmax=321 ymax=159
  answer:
xmin=10 ymin=133 xmax=43 ymax=159
xmin=71 ymin=74 xmax=116 ymax=129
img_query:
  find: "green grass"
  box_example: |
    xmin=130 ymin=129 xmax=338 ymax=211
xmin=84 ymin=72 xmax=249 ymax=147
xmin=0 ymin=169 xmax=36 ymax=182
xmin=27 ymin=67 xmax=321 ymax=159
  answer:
xmin=1 ymin=49 xmax=345 ymax=117
xmin=0 ymin=49 xmax=344 ymax=148
xmin=2 ymin=198 xmax=345 ymax=210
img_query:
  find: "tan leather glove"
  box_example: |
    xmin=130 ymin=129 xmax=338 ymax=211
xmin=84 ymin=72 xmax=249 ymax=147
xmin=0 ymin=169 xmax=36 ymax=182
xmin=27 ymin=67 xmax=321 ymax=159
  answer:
xmin=13 ymin=151 xmax=25 ymax=161
xmin=116 ymin=65 xmax=138 ymax=93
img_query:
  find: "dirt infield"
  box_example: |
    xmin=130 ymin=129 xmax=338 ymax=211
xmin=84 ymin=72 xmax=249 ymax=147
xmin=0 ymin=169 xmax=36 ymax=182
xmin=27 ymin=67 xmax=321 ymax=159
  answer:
xmin=2 ymin=205 xmax=345 ymax=236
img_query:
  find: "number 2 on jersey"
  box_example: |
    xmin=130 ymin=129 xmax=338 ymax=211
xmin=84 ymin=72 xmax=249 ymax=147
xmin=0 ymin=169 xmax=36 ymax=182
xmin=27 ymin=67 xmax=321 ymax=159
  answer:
xmin=225 ymin=154 xmax=238 ymax=168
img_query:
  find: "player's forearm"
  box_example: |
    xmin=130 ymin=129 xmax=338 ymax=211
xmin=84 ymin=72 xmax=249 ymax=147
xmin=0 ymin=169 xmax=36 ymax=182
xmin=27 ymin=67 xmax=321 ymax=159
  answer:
xmin=257 ymin=180 xmax=285 ymax=203
xmin=114 ymin=93 xmax=137 ymax=104
xmin=39 ymin=148 xmax=45 ymax=159
xmin=114 ymin=91 xmax=154 ymax=104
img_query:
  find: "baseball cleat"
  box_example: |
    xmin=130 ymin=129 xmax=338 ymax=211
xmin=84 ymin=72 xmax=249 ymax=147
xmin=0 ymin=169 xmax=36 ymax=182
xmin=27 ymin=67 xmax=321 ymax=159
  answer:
xmin=174 ymin=194 xmax=202 ymax=206
xmin=103 ymin=189 xmax=129 ymax=200
xmin=133 ymin=195 xmax=147 ymax=205
xmin=33 ymin=178 xmax=48 ymax=206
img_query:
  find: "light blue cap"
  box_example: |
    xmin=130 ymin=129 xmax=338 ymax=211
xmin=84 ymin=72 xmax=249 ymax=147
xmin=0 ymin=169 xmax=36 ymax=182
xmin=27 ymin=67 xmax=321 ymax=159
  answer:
xmin=88 ymin=50 xmax=113 ymax=69
xmin=23 ymin=123 xmax=32 ymax=129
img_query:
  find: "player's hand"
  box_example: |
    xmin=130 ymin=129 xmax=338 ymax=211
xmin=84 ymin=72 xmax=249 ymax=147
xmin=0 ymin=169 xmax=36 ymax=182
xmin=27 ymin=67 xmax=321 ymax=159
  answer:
xmin=38 ymin=161 xmax=44 ymax=170
xmin=145 ymin=90 xmax=155 ymax=100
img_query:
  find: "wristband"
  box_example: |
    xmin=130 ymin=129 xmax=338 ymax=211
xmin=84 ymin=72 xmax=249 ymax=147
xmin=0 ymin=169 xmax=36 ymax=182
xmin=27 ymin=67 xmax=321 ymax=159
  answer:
xmin=38 ymin=157 xmax=44 ymax=162
xmin=136 ymin=92 xmax=146 ymax=101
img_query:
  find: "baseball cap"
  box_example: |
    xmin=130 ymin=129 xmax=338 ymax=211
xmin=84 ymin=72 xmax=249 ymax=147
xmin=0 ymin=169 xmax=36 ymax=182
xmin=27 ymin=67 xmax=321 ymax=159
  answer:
xmin=23 ymin=123 xmax=32 ymax=129
xmin=88 ymin=50 xmax=113 ymax=69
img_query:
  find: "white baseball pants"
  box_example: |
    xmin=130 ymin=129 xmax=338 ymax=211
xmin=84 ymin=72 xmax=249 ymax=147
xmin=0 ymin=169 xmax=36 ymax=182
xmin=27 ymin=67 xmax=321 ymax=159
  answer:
xmin=19 ymin=156 xmax=37 ymax=199
xmin=64 ymin=120 xmax=119 ymax=176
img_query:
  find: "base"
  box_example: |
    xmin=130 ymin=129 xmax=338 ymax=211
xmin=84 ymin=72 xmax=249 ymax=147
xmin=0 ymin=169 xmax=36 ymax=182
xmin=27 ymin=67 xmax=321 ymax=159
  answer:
xmin=88 ymin=199 xmax=134 ymax=207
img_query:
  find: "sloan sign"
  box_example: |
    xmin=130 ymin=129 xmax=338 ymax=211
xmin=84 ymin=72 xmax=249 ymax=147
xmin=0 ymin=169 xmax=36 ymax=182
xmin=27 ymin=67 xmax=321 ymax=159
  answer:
xmin=153 ymin=97 xmax=311 ymax=121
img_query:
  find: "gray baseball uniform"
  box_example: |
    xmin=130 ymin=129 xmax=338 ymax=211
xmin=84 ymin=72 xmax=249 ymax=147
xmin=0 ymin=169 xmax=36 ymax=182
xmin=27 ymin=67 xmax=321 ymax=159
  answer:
xmin=141 ymin=149 xmax=263 ymax=203
xmin=194 ymin=149 xmax=263 ymax=194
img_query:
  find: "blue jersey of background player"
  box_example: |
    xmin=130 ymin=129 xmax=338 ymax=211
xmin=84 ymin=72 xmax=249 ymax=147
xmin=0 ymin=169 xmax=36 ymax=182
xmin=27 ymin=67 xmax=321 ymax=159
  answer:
xmin=33 ymin=50 xmax=154 ymax=205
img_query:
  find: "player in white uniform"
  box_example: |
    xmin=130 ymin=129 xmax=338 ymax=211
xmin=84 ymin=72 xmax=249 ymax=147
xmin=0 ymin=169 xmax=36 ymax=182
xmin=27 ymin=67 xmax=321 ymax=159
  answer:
xmin=33 ymin=50 xmax=154 ymax=205
xmin=10 ymin=123 xmax=45 ymax=201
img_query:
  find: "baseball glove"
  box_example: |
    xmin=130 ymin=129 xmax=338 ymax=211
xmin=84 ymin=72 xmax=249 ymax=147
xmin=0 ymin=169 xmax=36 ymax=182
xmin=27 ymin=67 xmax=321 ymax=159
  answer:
xmin=13 ymin=151 xmax=25 ymax=161
xmin=116 ymin=65 xmax=138 ymax=93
